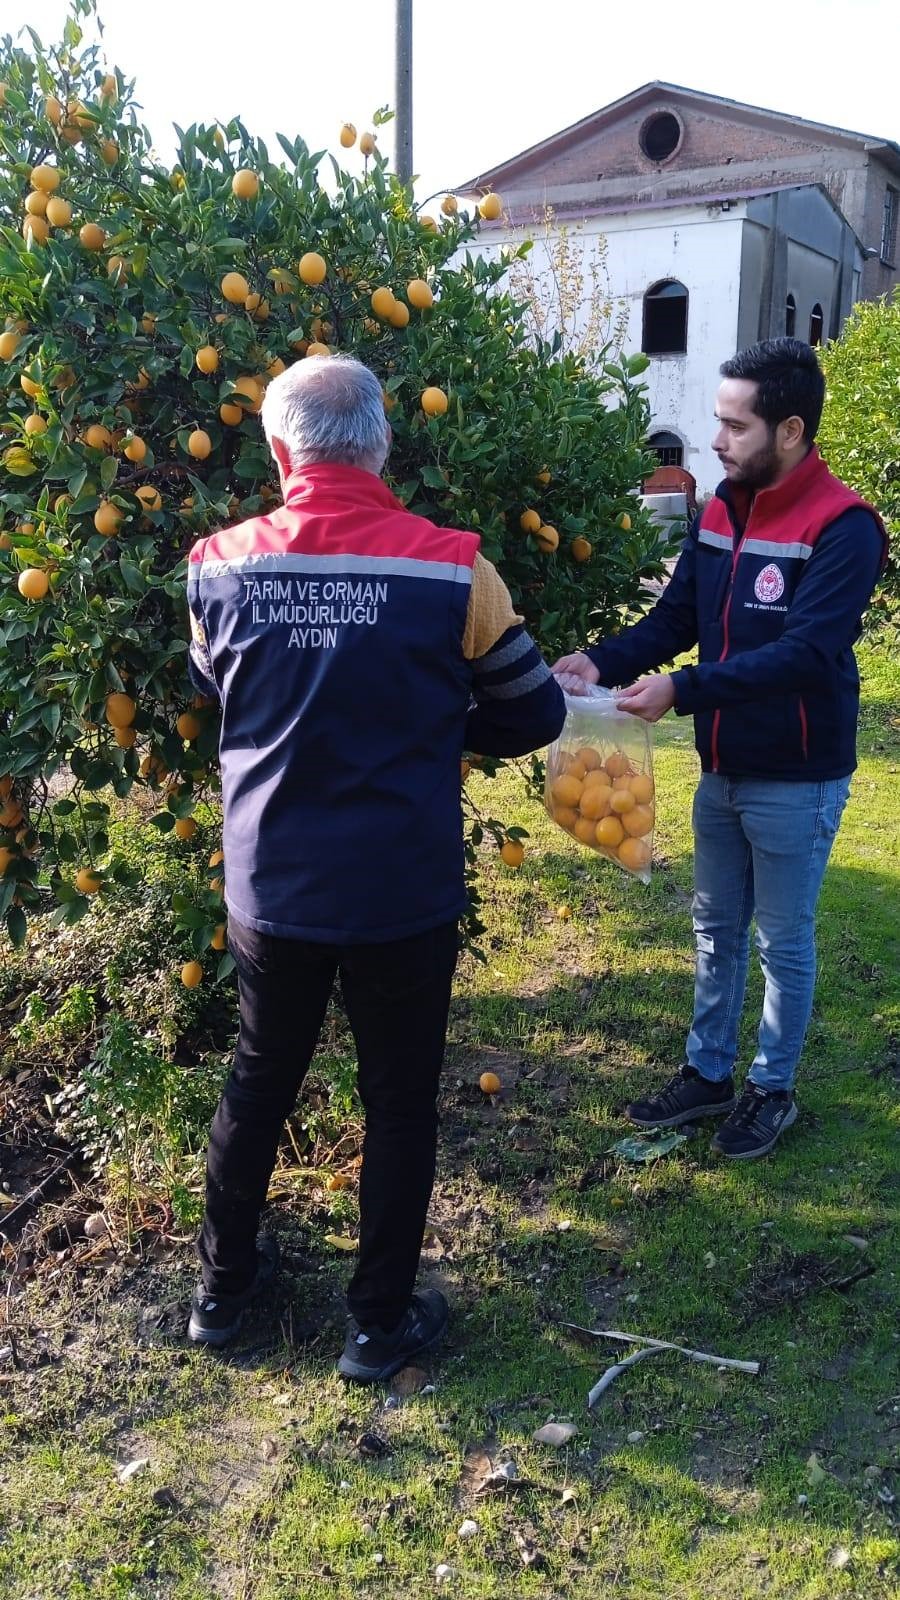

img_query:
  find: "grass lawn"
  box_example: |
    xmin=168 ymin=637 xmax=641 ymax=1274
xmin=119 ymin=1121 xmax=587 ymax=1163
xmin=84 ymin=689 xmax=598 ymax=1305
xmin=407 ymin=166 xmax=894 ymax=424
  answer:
xmin=0 ymin=643 xmax=897 ymax=1600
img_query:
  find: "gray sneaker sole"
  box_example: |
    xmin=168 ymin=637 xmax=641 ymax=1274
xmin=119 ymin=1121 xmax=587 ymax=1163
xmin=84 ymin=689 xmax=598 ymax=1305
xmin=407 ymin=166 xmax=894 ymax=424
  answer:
xmin=627 ymin=1096 xmax=736 ymax=1129
xmin=712 ymin=1100 xmax=798 ymax=1159
xmin=187 ymin=1309 xmax=244 ymax=1347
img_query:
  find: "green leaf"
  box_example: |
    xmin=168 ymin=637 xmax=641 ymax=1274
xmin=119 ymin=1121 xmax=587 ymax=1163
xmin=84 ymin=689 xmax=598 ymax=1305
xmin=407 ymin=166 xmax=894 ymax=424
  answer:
xmin=100 ymin=455 xmax=118 ymax=491
xmin=119 ymin=557 xmax=145 ymax=595
xmin=612 ymin=1132 xmax=687 ymax=1163
xmin=176 ymin=905 xmax=210 ymax=929
xmin=83 ymin=760 xmax=118 ymax=792
xmin=6 ymin=905 xmax=27 ymax=948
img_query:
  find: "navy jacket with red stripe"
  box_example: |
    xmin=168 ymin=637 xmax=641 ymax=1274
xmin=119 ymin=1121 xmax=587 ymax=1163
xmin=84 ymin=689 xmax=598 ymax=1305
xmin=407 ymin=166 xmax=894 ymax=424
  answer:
xmin=186 ymin=464 xmax=563 ymax=942
xmin=586 ymin=447 xmax=886 ymax=780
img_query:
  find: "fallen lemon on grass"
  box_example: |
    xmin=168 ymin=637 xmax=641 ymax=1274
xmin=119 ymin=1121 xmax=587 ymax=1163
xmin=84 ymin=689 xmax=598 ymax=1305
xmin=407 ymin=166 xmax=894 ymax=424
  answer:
xmin=479 ymin=1071 xmax=502 ymax=1095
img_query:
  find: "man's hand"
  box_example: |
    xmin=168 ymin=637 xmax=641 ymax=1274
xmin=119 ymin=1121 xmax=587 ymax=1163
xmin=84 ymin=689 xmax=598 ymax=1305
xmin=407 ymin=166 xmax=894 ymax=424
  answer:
xmin=615 ymin=675 xmax=676 ymax=722
xmin=550 ymin=651 xmax=600 ymax=697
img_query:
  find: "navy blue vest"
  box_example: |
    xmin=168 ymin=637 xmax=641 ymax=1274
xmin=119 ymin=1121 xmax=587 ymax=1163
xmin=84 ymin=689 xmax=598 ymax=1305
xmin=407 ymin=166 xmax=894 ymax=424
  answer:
xmin=188 ymin=465 xmax=480 ymax=941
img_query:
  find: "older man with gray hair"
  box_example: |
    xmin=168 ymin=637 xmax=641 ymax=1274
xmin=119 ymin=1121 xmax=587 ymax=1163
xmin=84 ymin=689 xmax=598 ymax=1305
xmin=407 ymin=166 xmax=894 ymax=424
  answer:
xmin=184 ymin=355 xmax=564 ymax=1377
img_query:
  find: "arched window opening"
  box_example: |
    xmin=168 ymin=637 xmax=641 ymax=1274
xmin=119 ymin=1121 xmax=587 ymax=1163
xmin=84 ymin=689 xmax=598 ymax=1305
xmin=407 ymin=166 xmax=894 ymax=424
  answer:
xmin=642 ymin=279 xmax=688 ymax=356
xmin=648 ymin=430 xmax=684 ymax=467
xmin=809 ymin=303 xmax=824 ymax=347
xmin=785 ymin=293 xmax=796 ymax=336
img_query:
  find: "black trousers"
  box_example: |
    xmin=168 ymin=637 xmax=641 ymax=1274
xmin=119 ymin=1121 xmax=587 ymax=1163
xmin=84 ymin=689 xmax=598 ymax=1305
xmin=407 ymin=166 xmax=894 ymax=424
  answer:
xmin=197 ymin=916 xmax=459 ymax=1330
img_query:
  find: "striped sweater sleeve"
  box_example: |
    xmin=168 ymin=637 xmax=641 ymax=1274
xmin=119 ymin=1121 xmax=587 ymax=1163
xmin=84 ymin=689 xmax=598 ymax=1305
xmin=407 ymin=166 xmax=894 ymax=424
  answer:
xmin=465 ymin=613 xmax=566 ymax=760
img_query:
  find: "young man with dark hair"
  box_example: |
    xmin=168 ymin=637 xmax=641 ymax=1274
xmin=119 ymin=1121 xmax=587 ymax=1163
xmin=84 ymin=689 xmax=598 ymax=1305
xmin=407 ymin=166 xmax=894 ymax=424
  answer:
xmin=554 ymin=338 xmax=886 ymax=1158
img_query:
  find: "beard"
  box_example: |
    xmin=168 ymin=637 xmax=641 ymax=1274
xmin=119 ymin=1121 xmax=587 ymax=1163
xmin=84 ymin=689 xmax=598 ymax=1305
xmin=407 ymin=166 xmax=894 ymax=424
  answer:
xmin=725 ymin=434 xmax=779 ymax=491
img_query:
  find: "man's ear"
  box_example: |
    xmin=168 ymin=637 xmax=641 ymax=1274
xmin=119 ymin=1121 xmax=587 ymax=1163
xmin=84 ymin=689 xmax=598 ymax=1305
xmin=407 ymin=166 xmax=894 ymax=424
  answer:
xmin=779 ymin=414 xmax=806 ymax=453
xmin=271 ymin=436 xmax=292 ymax=482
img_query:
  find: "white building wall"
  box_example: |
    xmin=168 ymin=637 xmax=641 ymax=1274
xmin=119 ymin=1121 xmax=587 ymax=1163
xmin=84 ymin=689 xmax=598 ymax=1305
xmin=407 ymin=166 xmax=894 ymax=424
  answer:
xmin=464 ymin=204 xmax=746 ymax=496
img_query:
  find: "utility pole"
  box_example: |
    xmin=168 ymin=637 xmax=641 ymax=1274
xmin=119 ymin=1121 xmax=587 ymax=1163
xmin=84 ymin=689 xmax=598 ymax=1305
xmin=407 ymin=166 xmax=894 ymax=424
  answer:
xmin=395 ymin=0 xmax=413 ymax=185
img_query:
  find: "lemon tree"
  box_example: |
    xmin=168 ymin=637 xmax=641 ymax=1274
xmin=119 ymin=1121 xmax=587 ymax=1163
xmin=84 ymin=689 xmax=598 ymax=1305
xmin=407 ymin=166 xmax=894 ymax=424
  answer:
xmin=819 ymin=288 xmax=899 ymax=628
xmin=0 ymin=0 xmax=662 ymax=955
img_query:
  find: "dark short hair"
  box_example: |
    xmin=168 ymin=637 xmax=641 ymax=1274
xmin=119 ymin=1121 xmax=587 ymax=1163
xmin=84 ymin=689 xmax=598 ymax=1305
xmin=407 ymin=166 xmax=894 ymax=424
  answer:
xmin=720 ymin=337 xmax=825 ymax=442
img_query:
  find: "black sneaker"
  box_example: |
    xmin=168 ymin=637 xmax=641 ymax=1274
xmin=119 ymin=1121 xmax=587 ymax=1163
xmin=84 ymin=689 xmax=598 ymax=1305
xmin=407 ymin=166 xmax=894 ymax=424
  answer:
xmin=712 ymin=1084 xmax=798 ymax=1159
xmin=187 ymin=1234 xmax=279 ymax=1347
xmin=627 ymin=1065 xmax=736 ymax=1129
xmin=337 ymin=1289 xmax=449 ymax=1384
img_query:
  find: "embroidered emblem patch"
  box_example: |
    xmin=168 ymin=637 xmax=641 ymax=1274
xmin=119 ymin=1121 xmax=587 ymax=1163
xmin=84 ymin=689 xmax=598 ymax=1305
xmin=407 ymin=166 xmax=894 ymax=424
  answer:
xmin=754 ymin=563 xmax=785 ymax=604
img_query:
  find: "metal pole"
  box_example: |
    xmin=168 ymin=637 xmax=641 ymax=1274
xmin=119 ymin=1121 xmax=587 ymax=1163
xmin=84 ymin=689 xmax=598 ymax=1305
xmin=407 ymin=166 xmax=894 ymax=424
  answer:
xmin=395 ymin=0 xmax=413 ymax=185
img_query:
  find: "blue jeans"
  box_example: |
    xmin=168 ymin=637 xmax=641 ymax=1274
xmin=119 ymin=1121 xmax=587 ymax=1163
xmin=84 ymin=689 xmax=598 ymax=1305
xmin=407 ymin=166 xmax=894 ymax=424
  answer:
xmin=686 ymin=773 xmax=850 ymax=1092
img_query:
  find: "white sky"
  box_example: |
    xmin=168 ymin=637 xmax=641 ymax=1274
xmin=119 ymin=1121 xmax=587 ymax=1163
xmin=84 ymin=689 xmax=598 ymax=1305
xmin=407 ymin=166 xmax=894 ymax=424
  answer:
xmin=5 ymin=0 xmax=897 ymax=204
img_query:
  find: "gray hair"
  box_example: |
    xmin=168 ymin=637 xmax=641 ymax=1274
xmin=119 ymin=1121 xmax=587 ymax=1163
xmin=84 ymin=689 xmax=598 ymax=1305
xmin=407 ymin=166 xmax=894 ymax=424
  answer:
xmin=261 ymin=354 xmax=390 ymax=473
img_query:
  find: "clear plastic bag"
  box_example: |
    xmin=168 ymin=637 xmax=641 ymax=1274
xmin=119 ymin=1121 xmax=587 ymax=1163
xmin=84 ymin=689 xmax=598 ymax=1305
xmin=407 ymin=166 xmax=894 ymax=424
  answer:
xmin=544 ymin=689 xmax=655 ymax=883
